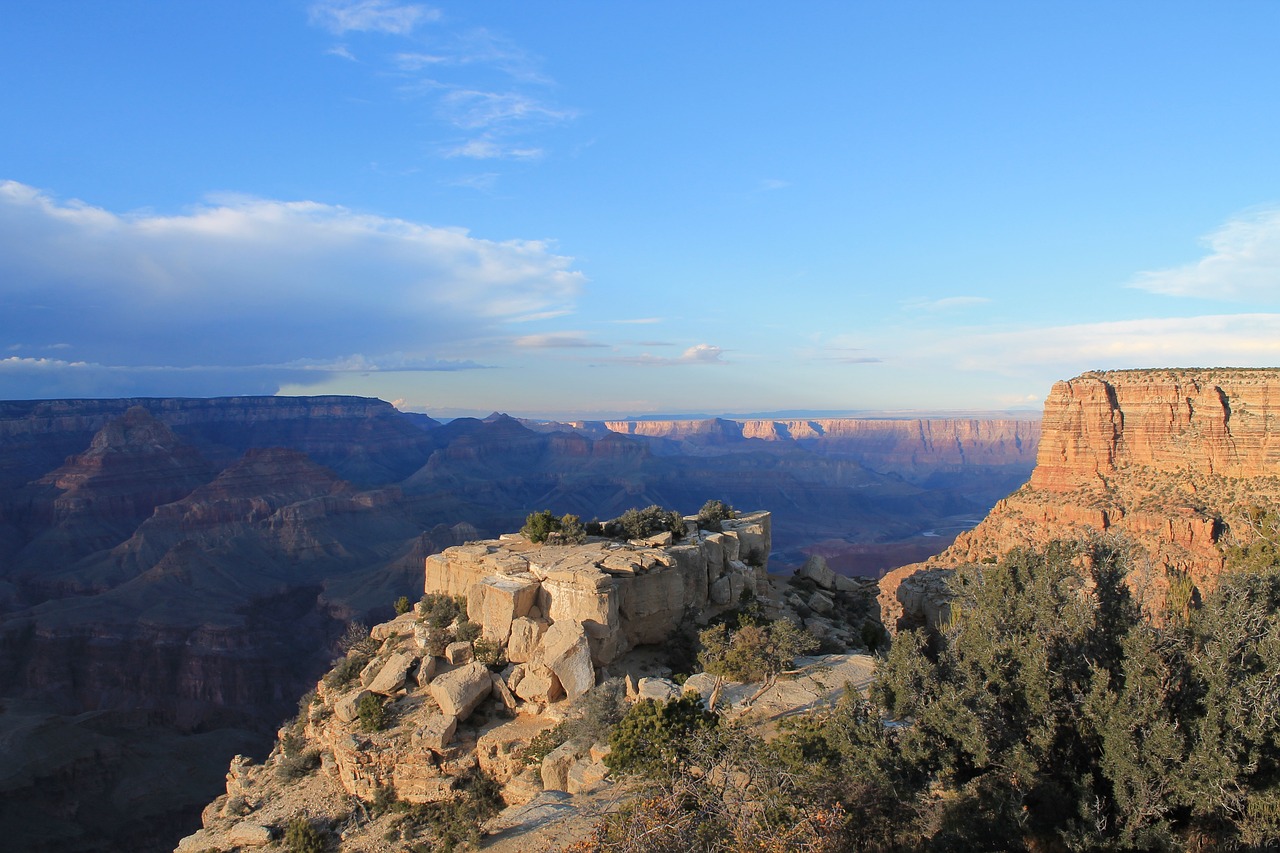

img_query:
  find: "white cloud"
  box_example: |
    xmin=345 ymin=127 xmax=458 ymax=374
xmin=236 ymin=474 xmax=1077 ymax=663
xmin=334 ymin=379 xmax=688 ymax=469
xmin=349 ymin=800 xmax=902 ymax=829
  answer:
xmin=1131 ymin=207 xmax=1280 ymax=301
xmin=0 ymin=181 xmax=583 ymax=397
xmin=309 ymin=0 xmax=439 ymax=36
xmin=931 ymin=314 xmax=1280 ymax=375
xmin=513 ymin=333 xmax=607 ymax=349
xmin=613 ymin=344 xmax=726 ymax=366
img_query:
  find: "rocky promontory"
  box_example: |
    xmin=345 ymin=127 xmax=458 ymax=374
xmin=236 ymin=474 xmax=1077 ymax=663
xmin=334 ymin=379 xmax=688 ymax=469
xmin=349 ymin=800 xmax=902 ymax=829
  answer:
xmin=177 ymin=512 xmax=880 ymax=852
xmin=882 ymin=368 xmax=1280 ymax=630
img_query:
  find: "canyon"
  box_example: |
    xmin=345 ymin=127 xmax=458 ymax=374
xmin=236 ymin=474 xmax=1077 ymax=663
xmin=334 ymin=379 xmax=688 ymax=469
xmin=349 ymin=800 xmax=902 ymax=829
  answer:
xmin=882 ymin=368 xmax=1280 ymax=631
xmin=0 ymin=396 xmax=1034 ymax=853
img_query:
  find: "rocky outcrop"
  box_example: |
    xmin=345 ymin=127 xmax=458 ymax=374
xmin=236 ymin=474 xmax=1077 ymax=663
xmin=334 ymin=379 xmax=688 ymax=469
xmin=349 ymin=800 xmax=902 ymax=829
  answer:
xmin=881 ymin=369 xmax=1280 ymax=631
xmin=425 ymin=512 xmax=771 ymax=678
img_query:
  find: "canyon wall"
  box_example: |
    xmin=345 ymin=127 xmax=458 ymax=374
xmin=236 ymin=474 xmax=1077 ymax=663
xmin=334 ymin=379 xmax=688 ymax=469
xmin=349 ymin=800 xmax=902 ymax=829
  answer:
xmin=881 ymin=368 xmax=1280 ymax=630
xmin=600 ymin=416 xmax=1040 ymax=478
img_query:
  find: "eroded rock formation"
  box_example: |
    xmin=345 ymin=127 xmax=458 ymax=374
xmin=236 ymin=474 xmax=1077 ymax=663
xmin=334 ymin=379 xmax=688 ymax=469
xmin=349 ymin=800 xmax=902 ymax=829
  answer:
xmin=881 ymin=368 xmax=1280 ymax=631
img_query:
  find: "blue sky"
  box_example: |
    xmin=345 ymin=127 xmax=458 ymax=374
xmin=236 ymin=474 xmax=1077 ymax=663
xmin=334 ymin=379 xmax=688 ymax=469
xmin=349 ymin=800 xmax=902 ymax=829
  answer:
xmin=4 ymin=1 xmax=1280 ymax=418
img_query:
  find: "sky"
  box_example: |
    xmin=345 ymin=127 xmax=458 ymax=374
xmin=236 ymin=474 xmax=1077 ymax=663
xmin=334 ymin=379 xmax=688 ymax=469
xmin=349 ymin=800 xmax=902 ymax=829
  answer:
xmin=4 ymin=1 xmax=1280 ymax=419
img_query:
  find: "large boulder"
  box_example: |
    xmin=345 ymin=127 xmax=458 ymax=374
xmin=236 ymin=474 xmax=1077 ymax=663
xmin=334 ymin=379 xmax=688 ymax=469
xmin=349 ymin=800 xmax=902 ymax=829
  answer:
xmin=334 ymin=689 xmax=373 ymax=723
xmin=367 ymin=651 xmax=418 ymax=695
xmin=513 ymin=663 xmax=564 ymax=704
xmin=445 ymin=641 xmax=474 ymax=665
xmin=415 ymin=714 xmax=458 ymax=751
xmin=468 ymin=574 xmax=540 ymax=644
xmin=537 ymin=620 xmax=595 ymax=702
xmin=428 ymin=662 xmax=493 ymax=720
xmin=540 ymin=741 xmax=582 ymax=792
xmin=796 ymin=554 xmax=836 ymax=590
xmin=507 ymin=616 xmax=548 ymax=663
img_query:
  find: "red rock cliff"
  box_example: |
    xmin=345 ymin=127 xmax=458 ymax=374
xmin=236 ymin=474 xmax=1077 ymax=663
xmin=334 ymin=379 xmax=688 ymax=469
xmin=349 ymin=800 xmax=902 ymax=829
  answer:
xmin=881 ymin=368 xmax=1280 ymax=629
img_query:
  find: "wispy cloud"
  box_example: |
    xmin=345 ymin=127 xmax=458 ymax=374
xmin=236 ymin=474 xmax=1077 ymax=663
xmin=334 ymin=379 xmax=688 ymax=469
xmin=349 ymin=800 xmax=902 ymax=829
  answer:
xmin=613 ymin=344 xmax=726 ymax=366
xmin=444 ymin=137 xmax=543 ymax=161
xmin=0 ymin=181 xmax=583 ymax=397
xmin=309 ymin=0 xmax=439 ymax=36
xmin=903 ymin=295 xmax=992 ymax=312
xmin=513 ymin=333 xmax=608 ymax=349
xmin=1131 ymin=207 xmax=1280 ymax=302
xmin=311 ymin=7 xmax=576 ymax=163
xmin=327 ymin=44 xmax=358 ymax=61
xmin=756 ymin=178 xmax=790 ymax=192
xmin=610 ymin=317 xmax=663 ymax=325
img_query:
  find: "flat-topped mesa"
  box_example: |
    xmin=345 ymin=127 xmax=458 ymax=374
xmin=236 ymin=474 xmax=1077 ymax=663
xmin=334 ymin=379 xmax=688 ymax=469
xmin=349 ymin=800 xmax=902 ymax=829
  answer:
xmin=425 ymin=511 xmax=770 ymax=677
xmin=1031 ymin=368 xmax=1280 ymax=489
xmin=880 ymin=369 xmax=1280 ymax=633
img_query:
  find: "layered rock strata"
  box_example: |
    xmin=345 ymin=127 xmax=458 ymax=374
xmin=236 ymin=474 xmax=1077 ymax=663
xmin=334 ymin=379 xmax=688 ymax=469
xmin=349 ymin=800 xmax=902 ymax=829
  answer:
xmin=881 ymin=369 xmax=1280 ymax=631
xmin=600 ymin=416 xmax=1039 ymax=478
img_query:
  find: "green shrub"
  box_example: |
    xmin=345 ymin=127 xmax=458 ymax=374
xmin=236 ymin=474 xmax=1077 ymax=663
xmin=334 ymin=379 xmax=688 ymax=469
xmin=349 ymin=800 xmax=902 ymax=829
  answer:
xmin=383 ymin=769 xmax=503 ymax=852
xmin=556 ymin=513 xmax=587 ymax=544
xmin=609 ymin=504 xmax=683 ymax=541
xmin=698 ymin=617 xmax=818 ymax=684
xmin=394 ymin=595 xmax=412 ymax=616
xmin=697 ymin=499 xmax=735 ymax=531
xmin=521 ymin=509 xmax=558 ymax=543
xmin=357 ymin=693 xmax=385 ymax=733
xmin=454 ymin=620 xmax=481 ymax=644
xmin=520 ymin=721 xmax=570 ymax=766
xmin=605 ymin=695 xmax=718 ymax=777
xmin=473 ymin=637 xmax=506 ymax=668
xmin=324 ymin=651 xmax=371 ymax=690
xmin=419 ymin=594 xmax=463 ymax=630
xmin=283 ymin=816 xmax=325 ymax=853
xmin=278 ymin=747 xmax=322 ymax=781
xmin=521 ymin=510 xmax=589 ymax=544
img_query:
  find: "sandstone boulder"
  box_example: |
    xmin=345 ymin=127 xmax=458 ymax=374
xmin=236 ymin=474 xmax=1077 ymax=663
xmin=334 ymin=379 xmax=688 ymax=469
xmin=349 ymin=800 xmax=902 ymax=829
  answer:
xmin=226 ymin=823 xmax=273 ymax=847
xmin=371 ymin=612 xmax=417 ymax=641
xmin=415 ymin=714 xmax=458 ymax=751
xmin=445 ymin=641 xmax=474 ymax=665
xmin=540 ymin=741 xmax=582 ymax=792
xmin=428 ymin=662 xmax=493 ymax=720
xmin=367 ymin=651 xmax=417 ymax=695
xmin=796 ymin=554 xmax=836 ymax=590
xmin=468 ymin=574 xmax=540 ymax=644
xmin=414 ymin=654 xmax=437 ymax=687
xmin=491 ymin=672 xmax=518 ymax=713
xmin=335 ymin=688 xmax=373 ymax=723
xmin=514 ymin=663 xmax=564 ymax=704
xmin=538 ymin=620 xmax=595 ymax=701
xmin=507 ymin=616 xmax=548 ymax=663
xmin=808 ymin=590 xmax=835 ymax=615
xmin=636 ymin=677 xmax=679 ymax=703
xmin=567 ymin=757 xmax=609 ymax=795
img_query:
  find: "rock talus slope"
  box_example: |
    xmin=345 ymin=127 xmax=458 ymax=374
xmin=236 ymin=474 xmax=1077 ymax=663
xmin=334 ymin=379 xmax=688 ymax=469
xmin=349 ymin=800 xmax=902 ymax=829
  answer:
xmin=881 ymin=369 xmax=1280 ymax=630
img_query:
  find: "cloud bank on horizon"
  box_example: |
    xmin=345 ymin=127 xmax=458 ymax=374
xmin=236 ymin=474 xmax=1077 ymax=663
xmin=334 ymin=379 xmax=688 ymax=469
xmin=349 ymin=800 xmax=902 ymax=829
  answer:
xmin=4 ymin=2 xmax=1280 ymax=416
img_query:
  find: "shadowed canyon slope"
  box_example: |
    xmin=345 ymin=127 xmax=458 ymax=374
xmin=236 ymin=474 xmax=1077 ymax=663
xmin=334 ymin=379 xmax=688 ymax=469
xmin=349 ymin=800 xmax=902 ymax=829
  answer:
xmin=882 ymin=368 xmax=1280 ymax=631
xmin=0 ymin=396 xmax=1036 ymax=852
